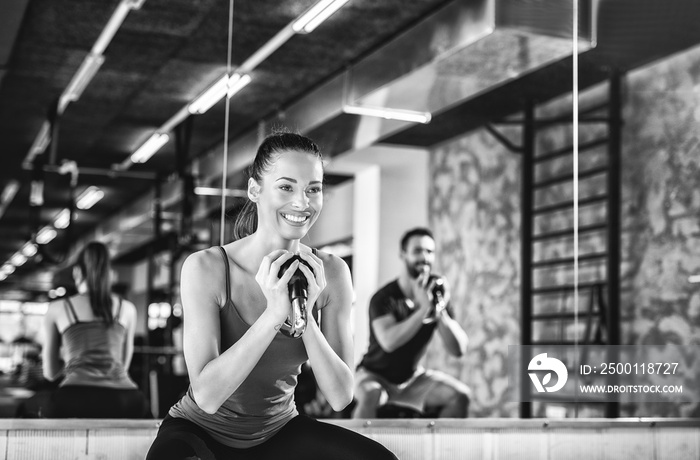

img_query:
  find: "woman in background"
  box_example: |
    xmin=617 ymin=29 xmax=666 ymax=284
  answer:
xmin=146 ymin=132 xmax=397 ymax=459
xmin=42 ymin=241 xmax=147 ymax=418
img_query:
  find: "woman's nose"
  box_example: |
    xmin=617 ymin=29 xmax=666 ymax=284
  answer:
xmin=292 ymin=192 xmax=309 ymax=209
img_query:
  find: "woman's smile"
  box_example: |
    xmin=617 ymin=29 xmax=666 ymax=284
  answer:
xmin=280 ymin=212 xmax=311 ymax=225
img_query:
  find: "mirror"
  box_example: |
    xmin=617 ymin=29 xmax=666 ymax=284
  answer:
xmin=2 ymin=0 xmax=699 ymax=423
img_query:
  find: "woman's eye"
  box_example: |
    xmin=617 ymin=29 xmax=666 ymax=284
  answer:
xmin=307 ymin=187 xmax=322 ymax=194
xmin=279 ymin=184 xmax=293 ymax=191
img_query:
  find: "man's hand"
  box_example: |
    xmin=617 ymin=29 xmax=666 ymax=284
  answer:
xmin=410 ymin=269 xmax=434 ymax=319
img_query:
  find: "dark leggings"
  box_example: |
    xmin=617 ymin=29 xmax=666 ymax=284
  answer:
xmin=47 ymin=385 xmax=148 ymax=418
xmin=146 ymin=414 xmax=398 ymax=460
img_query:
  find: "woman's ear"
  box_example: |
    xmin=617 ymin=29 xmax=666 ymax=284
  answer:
xmin=247 ymin=178 xmax=261 ymax=202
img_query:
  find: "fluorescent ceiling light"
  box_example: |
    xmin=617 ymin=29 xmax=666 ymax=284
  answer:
xmin=0 ymin=180 xmax=20 ymax=220
xmin=76 ymin=186 xmax=105 ymax=210
xmin=10 ymin=252 xmax=27 ymax=267
xmin=689 ymin=275 xmax=700 ymax=284
xmin=343 ymin=105 xmax=432 ymax=124
xmin=61 ymin=53 xmax=105 ymax=106
xmin=36 ymin=227 xmax=58 ymax=245
xmin=227 ymin=73 xmax=252 ymax=98
xmin=1 ymin=264 xmax=15 ymax=275
xmin=53 ymin=208 xmax=71 ymax=229
xmin=92 ymin=0 xmax=144 ymax=55
xmin=188 ymin=73 xmax=252 ymax=115
xmin=239 ymin=29 xmax=295 ymax=72
xmin=194 ymin=187 xmax=248 ymax=198
xmin=0 ymin=273 xmax=7 ymax=281
xmin=23 ymin=121 xmax=52 ymax=165
xmin=21 ymin=243 xmax=38 ymax=258
xmin=130 ymin=133 xmax=170 ymax=164
xmin=292 ymin=0 xmax=350 ymax=34
xmin=1 ymin=180 xmax=20 ymax=204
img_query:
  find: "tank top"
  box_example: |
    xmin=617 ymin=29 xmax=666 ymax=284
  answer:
xmin=169 ymin=247 xmax=310 ymax=449
xmin=60 ymin=297 xmax=137 ymax=389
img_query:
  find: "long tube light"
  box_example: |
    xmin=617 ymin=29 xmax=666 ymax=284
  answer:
xmin=76 ymin=186 xmax=105 ymax=210
xmin=292 ymin=0 xmax=351 ymax=34
xmin=130 ymin=133 xmax=170 ymax=164
xmin=92 ymin=0 xmax=145 ymax=55
xmin=194 ymin=187 xmax=248 ymax=198
xmin=53 ymin=208 xmax=71 ymax=229
xmin=1 ymin=264 xmax=15 ymax=275
xmin=188 ymin=73 xmax=252 ymax=115
xmin=27 ymin=0 xmax=145 ymax=171
xmin=0 ymin=180 xmax=20 ymax=220
xmin=21 ymin=243 xmax=38 ymax=258
xmin=22 ymin=122 xmax=51 ymax=167
xmin=36 ymin=227 xmax=58 ymax=245
xmin=343 ymin=105 xmax=432 ymax=124
xmin=10 ymin=252 xmax=27 ymax=267
xmin=59 ymin=53 xmax=105 ymax=113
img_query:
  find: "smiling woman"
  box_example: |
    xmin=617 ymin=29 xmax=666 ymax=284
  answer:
xmin=145 ymin=131 xmax=398 ymax=460
xmin=233 ymin=132 xmax=325 ymax=241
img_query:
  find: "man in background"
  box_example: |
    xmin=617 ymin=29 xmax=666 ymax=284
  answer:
xmin=353 ymin=227 xmax=470 ymax=418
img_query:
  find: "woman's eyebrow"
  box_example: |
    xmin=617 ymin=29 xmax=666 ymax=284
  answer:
xmin=275 ymin=177 xmax=322 ymax=185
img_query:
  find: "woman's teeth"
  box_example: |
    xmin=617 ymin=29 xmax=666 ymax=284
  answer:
xmin=282 ymin=213 xmax=308 ymax=223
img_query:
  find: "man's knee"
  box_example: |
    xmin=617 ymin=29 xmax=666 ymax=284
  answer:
xmin=355 ymin=381 xmax=387 ymax=405
xmin=424 ymin=381 xmax=471 ymax=417
xmin=353 ymin=381 xmax=388 ymax=417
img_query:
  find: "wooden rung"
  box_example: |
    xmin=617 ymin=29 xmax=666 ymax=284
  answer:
xmin=532 ymin=252 xmax=608 ymax=268
xmin=533 ymin=195 xmax=608 ymax=215
xmin=532 ymin=224 xmax=607 ymax=242
xmin=534 ymin=166 xmax=608 ymax=189
xmin=531 ymin=282 xmax=607 ymax=294
xmin=534 ymin=138 xmax=608 ymax=163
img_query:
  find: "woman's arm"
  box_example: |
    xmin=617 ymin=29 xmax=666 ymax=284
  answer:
xmin=42 ymin=302 xmax=63 ymax=381
xmin=183 ymin=247 xmax=297 ymax=414
xmin=298 ymin=252 xmax=354 ymax=411
xmin=121 ymin=300 xmax=138 ymax=371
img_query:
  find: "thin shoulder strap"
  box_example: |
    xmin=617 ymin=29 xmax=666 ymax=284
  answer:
xmin=64 ymin=298 xmax=79 ymax=324
xmin=217 ymin=246 xmax=231 ymax=305
xmin=312 ymin=247 xmax=318 ymax=256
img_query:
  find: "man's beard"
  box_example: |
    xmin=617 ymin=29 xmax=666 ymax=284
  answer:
xmin=407 ymin=262 xmax=430 ymax=279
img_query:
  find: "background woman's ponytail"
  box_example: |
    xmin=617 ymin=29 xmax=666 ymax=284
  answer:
xmin=76 ymin=241 xmax=114 ymax=324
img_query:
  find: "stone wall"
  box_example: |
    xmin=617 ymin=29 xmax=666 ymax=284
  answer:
xmin=428 ymin=128 xmax=522 ymax=417
xmin=424 ymin=43 xmax=700 ymax=418
xmin=621 ymin=44 xmax=700 ymax=417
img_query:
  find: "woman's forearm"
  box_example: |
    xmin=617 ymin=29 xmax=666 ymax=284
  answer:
xmin=190 ymin=310 xmax=281 ymax=414
xmin=301 ymin=319 xmax=354 ymax=411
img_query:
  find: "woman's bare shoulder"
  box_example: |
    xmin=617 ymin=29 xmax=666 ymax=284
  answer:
xmin=45 ymin=298 xmax=65 ymax=319
xmin=314 ymin=249 xmax=350 ymax=277
xmin=182 ymin=246 xmax=227 ymax=274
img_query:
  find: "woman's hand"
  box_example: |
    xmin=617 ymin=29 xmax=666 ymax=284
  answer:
xmin=255 ymin=250 xmax=298 ymax=324
xmin=296 ymin=250 xmax=327 ymax=315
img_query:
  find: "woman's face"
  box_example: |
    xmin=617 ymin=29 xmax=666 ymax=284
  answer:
xmin=252 ymin=150 xmax=324 ymax=240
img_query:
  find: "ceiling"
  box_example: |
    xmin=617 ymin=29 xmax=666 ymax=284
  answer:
xmin=1 ymin=0 xmax=700 ymax=300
